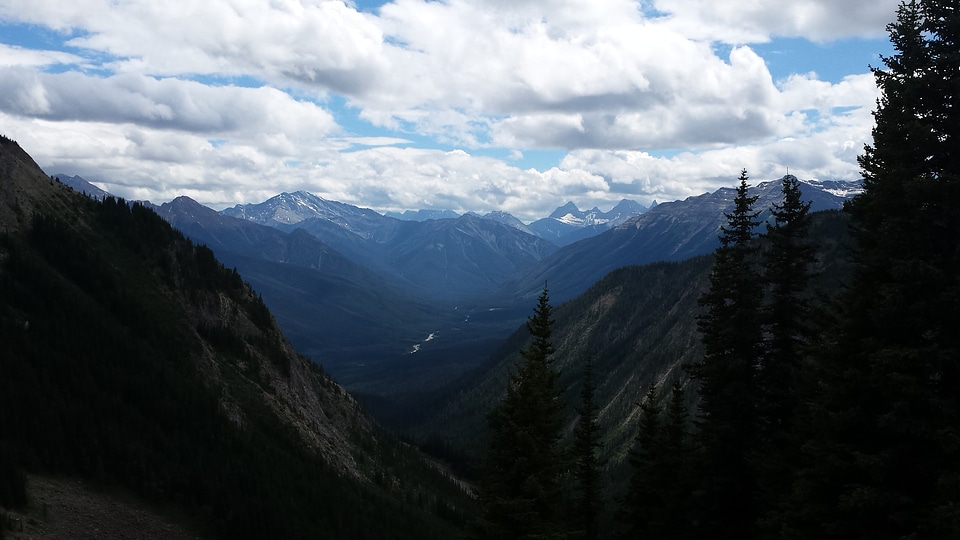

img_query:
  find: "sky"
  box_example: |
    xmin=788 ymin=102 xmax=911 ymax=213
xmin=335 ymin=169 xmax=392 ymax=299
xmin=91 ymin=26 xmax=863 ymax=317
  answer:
xmin=0 ymin=0 xmax=899 ymax=222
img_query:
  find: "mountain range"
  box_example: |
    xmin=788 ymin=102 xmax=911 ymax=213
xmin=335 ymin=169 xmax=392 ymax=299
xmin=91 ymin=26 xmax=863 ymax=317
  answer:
xmin=4 ymin=135 xmax=867 ymax=536
xmin=222 ymin=189 xmax=559 ymax=299
xmin=527 ymin=198 xmax=650 ymax=245
xmin=503 ymin=177 xmax=856 ymax=303
xmin=385 ymin=208 xmax=461 ymax=221
xmin=226 ymin=190 xmax=648 ymax=246
xmin=52 ymin=170 xmax=860 ymax=409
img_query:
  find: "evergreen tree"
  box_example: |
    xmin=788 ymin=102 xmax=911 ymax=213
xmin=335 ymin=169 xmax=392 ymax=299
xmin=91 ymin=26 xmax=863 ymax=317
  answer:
xmin=619 ymin=384 xmax=663 ymax=539
xmin=657 ymin=380 xmax=694 ymax=540
xmin=689 ymin=169 xmax=763 ymax=539
xmin=571 ymin=358 xmax=602 ymax=540
xmin=755 ymin=174 xmax=815 ymax=529
xmin=760 ymin=174 xmax=814 ymax=424
xmin=784 ymin=1 xmax=960 ymax=537
xmin=478 ymin=286 xmax=566 ymax=540
xmin=619 ymin=381 xmax=693 ymax=540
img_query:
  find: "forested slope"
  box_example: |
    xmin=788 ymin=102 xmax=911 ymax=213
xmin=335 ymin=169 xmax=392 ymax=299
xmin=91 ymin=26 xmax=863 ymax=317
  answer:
xmin=0 ymin=135 xmax=470 ymax=539
xmin=408 ymin=209 xmax=852 ymax=478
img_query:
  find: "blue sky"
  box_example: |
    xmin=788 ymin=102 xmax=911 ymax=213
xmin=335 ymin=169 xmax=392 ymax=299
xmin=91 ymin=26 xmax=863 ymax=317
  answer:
xmin=0 ymin=0 xmax=897 ymax=221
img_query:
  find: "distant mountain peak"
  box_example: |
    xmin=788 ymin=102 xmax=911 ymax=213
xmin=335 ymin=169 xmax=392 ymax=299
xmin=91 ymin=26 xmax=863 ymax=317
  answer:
xmin=54 ymin=174 xmax=112 ymax=201
xmin=482 ymin=210 xmax=533 ymax=234
xmin=171 ymin=194 xmax=201 ymax=205
xmin=384 ymin=208 xmax=460 ymax=221
xmin=803 ymin=178 xmax=864 ymax=198
xmin=549 ymin=201 xmax=580 ymax=219
xmin=222 ymin=191 xmax=388 ymax=238
xmin=529 ymin=198 xmax=647 ymax=245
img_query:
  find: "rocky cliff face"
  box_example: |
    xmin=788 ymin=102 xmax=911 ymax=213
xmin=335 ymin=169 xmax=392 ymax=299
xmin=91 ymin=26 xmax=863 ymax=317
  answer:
xmin=186 ymin=286 xmax=371 ymax=479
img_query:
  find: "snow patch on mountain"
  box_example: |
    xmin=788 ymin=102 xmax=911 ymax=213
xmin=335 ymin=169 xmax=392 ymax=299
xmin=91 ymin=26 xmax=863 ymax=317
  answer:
xmin=805 ymin=179 xmax=864 ymax=198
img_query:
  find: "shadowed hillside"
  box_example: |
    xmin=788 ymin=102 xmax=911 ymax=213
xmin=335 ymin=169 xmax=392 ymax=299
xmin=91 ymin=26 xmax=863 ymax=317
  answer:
xmin=0 ymin=135 xmax=471 ymax=539
xmin=406 ymin=209 xmax=853 ymax=479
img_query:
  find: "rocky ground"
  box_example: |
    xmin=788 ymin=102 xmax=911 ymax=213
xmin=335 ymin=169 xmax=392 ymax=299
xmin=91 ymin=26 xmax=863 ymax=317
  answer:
xmin=1 ymin=476 xmax=202 ymax=540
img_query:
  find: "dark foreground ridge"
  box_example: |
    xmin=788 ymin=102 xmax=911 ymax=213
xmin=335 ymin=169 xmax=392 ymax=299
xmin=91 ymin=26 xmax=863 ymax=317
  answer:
xmin=0 ymin=134 xmax=471 ymax=539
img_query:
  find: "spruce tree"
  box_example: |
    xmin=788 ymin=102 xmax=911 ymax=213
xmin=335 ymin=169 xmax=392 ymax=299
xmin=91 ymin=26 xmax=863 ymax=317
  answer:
xmin=619 ymin=384 xmax=663 ymax=539
xmin=689 ymin=169 xmax=763 ymax=539
xmin=571 ymin=358 xmax=602 ymax=540
xmin=478 ymin=286 xmax=566 ymax=540
xmin=756 ymin=174 xmax=815 ymax=529
xmin=784 ymin=1 xmax=960 ymax=537
xmin=760 ymin=174 xmax=814 ymax=423
xmin=658 ymin=380 xmax=694 ymax=540
xmin=620 ymin=381 xmax=693 ymax=540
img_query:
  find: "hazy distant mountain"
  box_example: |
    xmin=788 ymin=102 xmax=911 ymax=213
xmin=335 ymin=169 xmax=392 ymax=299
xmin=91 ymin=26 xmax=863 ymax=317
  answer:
xmin=274 ymin=214 xmax=383 ymax=269
xmin=53 ymin=173 xmax=111 ymax=200
xmin=154 ymin=178 xmax=855 ymax=413
xmin=227 ymin=190 xmax=649 ymax=250
xmin=223 ymin=190 xmax=394 ymax=239
xmin=155 ymin=196 xmax=448 ymax=370
xmin=222 ymin=193 xmax=556 ymax=300
xmin=383 ymin=199 xmax=647 ymax=246
xmin=505 ymin=176 xmax=858 ymax=303
xmin=528 ymin=198 xmax=647 ymax=246
xmin=605 ymin=198 xmax=650 ymax=222
xmin=292 ymin=212 xmax=557 ymax=300
xmin=157 ymin=196 xmax=543 ymax=392
xmin=376 ymin=213 xmax=557 ymax=299
xmin=385 ymin=208 xmax=460 ymax=221
xmin=481 ymin=210 xmax=534 ymax=235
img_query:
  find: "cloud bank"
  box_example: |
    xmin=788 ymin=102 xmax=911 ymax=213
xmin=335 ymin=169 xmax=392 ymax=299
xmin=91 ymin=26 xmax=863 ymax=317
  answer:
xmin=0 ymin=0 xmax=897 ymax=220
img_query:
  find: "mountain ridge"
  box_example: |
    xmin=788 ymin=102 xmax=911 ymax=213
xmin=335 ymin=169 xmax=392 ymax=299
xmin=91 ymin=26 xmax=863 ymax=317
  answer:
xmin=406 ymin=208 xmax=854 ymax=482
xmin=33 ymin=163 xmax=863 ymax=440
xmin=0 ymin=137 xmax=470 ymax=538
xmin=225 ymin=190 xmax=649 ymax=246
xmin=503 ymin=176 xmax=855 ymax=303
xmin=154 ymin=194 xmax=448 ymax=369
xmin=527 ymin=198 xmax=648 ymax=245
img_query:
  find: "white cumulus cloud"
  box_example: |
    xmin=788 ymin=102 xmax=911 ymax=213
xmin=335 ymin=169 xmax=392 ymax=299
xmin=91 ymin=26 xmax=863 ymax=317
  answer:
xmin=0 ymin=0 xmax=895 ymax=217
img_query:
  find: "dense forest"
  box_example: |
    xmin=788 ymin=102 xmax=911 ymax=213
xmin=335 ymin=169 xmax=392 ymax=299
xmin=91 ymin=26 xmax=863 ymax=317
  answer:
xmin=470 ymin=1 xmax=959 ymax=538
xmin=0 ymin=184 xmax=471 ymax=538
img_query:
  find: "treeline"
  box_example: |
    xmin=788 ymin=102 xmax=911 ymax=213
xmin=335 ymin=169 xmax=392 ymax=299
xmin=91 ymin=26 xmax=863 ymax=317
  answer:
xmin=474 ymin=2 xmax=959 ymax=537
xmin=0 ymin=194 xmax=469 ymax=538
